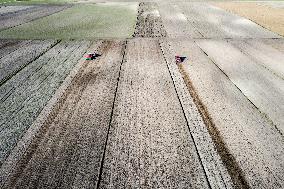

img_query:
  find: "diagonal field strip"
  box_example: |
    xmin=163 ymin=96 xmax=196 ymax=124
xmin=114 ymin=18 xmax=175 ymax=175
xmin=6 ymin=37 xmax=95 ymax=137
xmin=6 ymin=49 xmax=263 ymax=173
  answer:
xmin=0 ymin=5 xmax=70 ymax=31
xmin=0 ymin=40 xmax=59 ymax=86
xmin=159 ymin=39 xmax=234 ymax=189
xmin=229 ymin=39 xmax=284 ymax=80
xmin=0 ymin=40 xmax=126 ymax=188
xmin=0 ymin=40 xmax=32 ymax=59
xmin=170 ymin=39 xmax=284 ymax=188
xmin=196 ymin=39 xmax=284 ymax=135
xmin=0 ymin=40 xmax=91 ymax=166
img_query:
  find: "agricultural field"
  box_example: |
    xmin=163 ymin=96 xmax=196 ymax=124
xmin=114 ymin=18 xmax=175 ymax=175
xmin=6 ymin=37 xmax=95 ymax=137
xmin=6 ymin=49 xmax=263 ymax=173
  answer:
xmin=0 ymin=1 xmax=284 ymax=188
xmin=0 ymin=3 xmax=138 ymax=39
xmin=214 ymin=2 xmax=284 ymax=36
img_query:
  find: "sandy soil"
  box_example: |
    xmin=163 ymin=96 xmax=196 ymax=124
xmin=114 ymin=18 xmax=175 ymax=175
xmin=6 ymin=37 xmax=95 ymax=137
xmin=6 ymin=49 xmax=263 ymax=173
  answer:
xmin=213 ymin=2 xmax=284 ymax=37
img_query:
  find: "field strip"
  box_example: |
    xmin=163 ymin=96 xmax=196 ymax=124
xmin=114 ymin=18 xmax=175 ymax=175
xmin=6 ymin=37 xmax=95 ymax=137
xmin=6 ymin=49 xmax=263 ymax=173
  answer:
xmin=0 ymin=40 xmax=59 ymax=85
xmin=261 ymin=38 xmax=284 ymax=53
xmin=0 ymin=3 xmax=138 ymax=39
xmin=99 ymin=39 xmax=212 ymax=188
xmin=170 ymin=39 xmax=284 ymax=188
xmin=0 ymin=5 xmax=34 ymax=15
xmin=0 ymin=5 xmax=70 ymax=31
xmin=196 ymin=39 xmax=284 ymax=134
xmin=229 ymin=39 xmax=284 ymax=79
xmin=178 ymin=2 xmax=281 ymax=38
xmin=0 ymin=40 xmax=91 ymax=165
xmin=133 ymin=2 xmax=167 ymax=38
xmin=158 ymin=2 xmax=202 ymax=38
xmin=213 ymin=2 xmax=284 ymax=37
xmin=159 ymin=39 xmax=234 ymax=188
xmin=0 ymin=40 xmax=126 ymax=188
xmin=0 ymin=40 xmax=32 ymax=59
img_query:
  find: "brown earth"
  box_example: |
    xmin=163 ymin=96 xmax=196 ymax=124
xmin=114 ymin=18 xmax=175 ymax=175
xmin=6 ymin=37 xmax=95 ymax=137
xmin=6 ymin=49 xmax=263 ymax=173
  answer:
xmin=213 ymin=2 xmax=284 ymax=37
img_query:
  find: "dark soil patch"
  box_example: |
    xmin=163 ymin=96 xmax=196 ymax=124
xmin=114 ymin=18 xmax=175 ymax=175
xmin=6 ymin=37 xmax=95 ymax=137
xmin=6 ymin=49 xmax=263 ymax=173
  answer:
xmin=133 ymin=2 xmax=167 ymax=38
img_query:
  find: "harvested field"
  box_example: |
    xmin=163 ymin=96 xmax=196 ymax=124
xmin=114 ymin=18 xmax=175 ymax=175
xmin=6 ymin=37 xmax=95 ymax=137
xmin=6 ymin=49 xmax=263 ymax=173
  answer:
xmin=0 ymin=3 xmax=138 ymax=39
xmin=213 ymin=2 xmax=284 ymax=37
xmin=0 ymin=5 xmax=70 ymax=31
xmin=133 ymin=2 xmax=167 ymax=38
xmin=168 ymin=39 xmax=284 ymax=188
xmin=0 ymin=40 xmax=91 ymax=165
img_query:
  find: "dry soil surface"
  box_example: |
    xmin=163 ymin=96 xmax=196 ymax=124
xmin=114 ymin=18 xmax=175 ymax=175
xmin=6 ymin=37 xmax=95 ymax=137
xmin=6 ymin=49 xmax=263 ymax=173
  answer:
xmin=213 ymin=2 xmax=284 ymax=37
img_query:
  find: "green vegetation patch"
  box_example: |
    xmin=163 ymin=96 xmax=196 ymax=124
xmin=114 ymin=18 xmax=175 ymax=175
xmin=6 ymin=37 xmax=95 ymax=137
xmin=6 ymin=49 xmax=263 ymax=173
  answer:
xmin=0 ymin=3 xmax=138 ymax=39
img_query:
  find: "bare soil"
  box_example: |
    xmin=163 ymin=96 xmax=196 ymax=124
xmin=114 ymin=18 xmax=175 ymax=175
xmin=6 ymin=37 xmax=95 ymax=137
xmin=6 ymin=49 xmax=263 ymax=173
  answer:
xmin=133 ymin=2 xmax=167 ymax=38
xmin=0 ymin=5 xmax=70 ymax=31
xmin=213 ymin=2 xmax=284 ymax=37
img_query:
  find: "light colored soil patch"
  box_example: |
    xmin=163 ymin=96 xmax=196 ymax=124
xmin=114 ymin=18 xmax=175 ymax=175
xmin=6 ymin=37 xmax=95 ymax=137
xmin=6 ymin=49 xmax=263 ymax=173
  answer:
xmin=0 ymin=3 xmax=138 ymax=39
xmin=213 ymin=2 xmax=284 ymax=37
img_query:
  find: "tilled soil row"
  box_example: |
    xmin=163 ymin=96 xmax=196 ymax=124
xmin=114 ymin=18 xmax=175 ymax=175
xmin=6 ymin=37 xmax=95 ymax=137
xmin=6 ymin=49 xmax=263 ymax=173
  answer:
xmin=0 ymin=5 xmax=71 ymax=31
xmin=0 ymin=40 xmax=91 ymax=165
xmin=133 ymin=2 xmax=167 ymax=38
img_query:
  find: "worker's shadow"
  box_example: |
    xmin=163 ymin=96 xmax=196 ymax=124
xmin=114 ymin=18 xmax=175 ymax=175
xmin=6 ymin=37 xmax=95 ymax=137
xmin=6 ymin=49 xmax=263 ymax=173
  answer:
xmin=92 ymin=54 xmax=101 ymax=60
xmin=180 ymin=56 xmax=186 ymax=62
